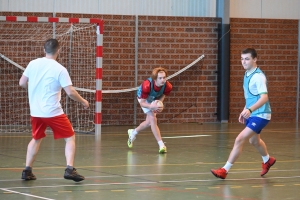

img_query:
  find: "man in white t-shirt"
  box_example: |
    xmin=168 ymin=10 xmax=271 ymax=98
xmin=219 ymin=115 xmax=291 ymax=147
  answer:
xmin=19 ymin=39 xmax=89 ymax=182
xmin=211 ymin=48 xmax=276 ymax=179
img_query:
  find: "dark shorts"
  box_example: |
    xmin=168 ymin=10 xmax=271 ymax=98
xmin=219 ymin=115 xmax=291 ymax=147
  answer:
xmin=245 ymin=116 xmax=270 ymax=134
xmin=31 ymin=114 xmax=74 ymax=140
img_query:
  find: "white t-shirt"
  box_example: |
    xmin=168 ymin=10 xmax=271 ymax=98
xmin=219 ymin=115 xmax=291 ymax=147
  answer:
xmin=246 ymin=68 xmax=271 ymax=120
xmin=23 ymin=57 xmax=72 ymax=117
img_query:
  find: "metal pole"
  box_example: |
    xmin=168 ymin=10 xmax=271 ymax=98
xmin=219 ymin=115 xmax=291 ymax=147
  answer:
xmin=65 ymin=26 xmax=73 ymax=116
xmin=134 ymin=15 xmax=139 ymax=125
xmin=216 ymin=0 xmax=230 ymax=123
xmin=95 ymin=24 xmax=103 ymax=137
xmin=296 ymin=20 xmax=300 ymax=123
xmin=53 ymin=0 xmax=56 ymax=39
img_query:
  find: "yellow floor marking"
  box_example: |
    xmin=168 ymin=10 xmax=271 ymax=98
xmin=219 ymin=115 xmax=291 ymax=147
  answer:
xmin=208 ymin=187 xmax=220 ymax=189
xmin=294 ymin=184 xmax=300 ymax=186
xmin=137 ymin=189 xmax=150 ymax=192
xmin=230 ymin=186 xmax=242 ymax=188
xmin=111 ymin=190 xmax=124 ymax=192
xmin=252 ymin=186 xmax=263 ymax=188
xmin=85 ymin=191 xmax=99 ymax=193
xmin=273 ymin=185 xmax=285 ymax=187
xmin=185 ymin=188 xmax=198 ymax=190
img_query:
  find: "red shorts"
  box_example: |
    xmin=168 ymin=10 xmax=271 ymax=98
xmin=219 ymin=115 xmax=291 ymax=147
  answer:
xmin=30 ymin=114 xmax=75 ymax=140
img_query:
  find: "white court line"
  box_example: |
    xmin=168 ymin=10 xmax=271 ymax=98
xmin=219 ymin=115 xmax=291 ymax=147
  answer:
xmin=125 ymin=172 xmax=213 ymax=177
xmin=160 ymin=175 xmax=300 ymax=183
xmin=0 ymin=175 xmax=120 ymax=182
xmin=0 ymin=188 xmax=54 ymax=200
xmin=123 ymin=169 xmax=300 ymax=177
xmin=162 ymin=135 xmax=211 ymax=139
xmin=2 ymin=176 xmax=300 ymax=191
xmin=1 ymin=169 xmax=300 ymax=182
xmin=1 ymin=181 xmax=158 ymax=190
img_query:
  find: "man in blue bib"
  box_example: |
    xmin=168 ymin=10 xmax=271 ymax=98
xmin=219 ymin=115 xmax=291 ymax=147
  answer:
xmin=211 ymin=48 xmax=276 ymax=179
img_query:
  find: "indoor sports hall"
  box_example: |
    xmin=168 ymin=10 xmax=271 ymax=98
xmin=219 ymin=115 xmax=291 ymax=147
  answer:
xmin=0 ymin=0 xmax=300 ymax=200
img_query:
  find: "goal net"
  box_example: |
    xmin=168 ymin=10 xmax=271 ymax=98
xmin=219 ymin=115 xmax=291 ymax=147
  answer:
xmin=0 ymin=16 xmax=102 ymax=133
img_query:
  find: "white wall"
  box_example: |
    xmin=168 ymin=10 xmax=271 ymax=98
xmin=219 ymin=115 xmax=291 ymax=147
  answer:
xmin=230 ymin=0 xmax=300 ymax=19
xmin=0 ymin=0 xmax=216 ymax=17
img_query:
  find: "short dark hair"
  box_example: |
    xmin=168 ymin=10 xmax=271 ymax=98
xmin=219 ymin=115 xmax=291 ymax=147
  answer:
xmin=151 ymin=67 xmax=168 ymax=80
xmin=241 ymin=48 xmax=257 ymax=59
xmin=44 ymin=39 xmax=59 ymax=55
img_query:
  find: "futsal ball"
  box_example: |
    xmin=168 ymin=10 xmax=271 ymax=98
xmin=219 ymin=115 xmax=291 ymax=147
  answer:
xmin=152 ymin=100 xmax=163 ymax=113
xmin=156 ymin=100 xmax=163 ymax=108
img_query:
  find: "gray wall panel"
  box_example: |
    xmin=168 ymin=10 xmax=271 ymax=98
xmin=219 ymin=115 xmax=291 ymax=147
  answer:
xmin=0 ymin=0 xmax=216 ymax=17
xmin=230 ymin=0 xmax=300 ymax=19
xmin=1 ymin=0 xmax=299 ymax=19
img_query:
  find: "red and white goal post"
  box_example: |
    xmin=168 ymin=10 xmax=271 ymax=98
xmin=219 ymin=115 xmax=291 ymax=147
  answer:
xmin=0 ymin=16 xmax=103 ymax=135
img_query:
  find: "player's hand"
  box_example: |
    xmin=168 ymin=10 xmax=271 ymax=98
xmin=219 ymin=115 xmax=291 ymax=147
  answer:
xmin=241 ymin=108 xmax=251 ymax=119
xmin=155 ymin=108 xmax=163 ymax=113
xmin=81 ymin=99 xmax=89 ymax=109
xmin=239 ymin=109 xmax=251 ymax=124
xmin=238 ymin=114 xmax=245 ymax=124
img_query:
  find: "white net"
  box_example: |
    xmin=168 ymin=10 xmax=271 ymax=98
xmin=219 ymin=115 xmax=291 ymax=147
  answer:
xmin=0 ymin=19 xmax=206 ymax=133
xmin=0 ymin=21 xmax=97 ymax=133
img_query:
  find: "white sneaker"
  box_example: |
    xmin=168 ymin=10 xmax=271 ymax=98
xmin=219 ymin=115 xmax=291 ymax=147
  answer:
xmin=127 ymin=129 xmax=136 ymax=148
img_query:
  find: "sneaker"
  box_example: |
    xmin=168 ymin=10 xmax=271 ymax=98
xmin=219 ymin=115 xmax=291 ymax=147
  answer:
xmin=64 ymin=168 xmax=85 ymax=182
xmin=211 ymin=168 xmax=227 ymax=179
xmin=261 ymin=156 xmax=276 ymax=176
xmin=159 ymin=146 xmax=167 ymax=154
xmin=127 ymin=129 xmax=136 ymax=148
xmin=21 ymin=170 xmax=36 ymax=181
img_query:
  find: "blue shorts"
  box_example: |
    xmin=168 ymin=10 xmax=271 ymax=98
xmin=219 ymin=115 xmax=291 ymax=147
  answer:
xmin=245 ymin=117 xmax=270 ymax=134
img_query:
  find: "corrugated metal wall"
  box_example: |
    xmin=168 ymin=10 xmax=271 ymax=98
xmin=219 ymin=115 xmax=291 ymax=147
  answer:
xmin=0 ymin=0 xmax=216 ymax=17
xmin=2 ymin=0 xmax=299 ymax=19
xmin=230 ymin=0 xmax=300 ymax=19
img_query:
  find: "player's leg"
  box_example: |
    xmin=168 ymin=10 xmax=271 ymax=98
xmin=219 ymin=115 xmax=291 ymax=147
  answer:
xmin=211 ymin=127 xmax=255 ymax=179
xmin=249 ymin=134 xmax=268 ymax=157
xmin=48 ymin=114 xmax=85 ymax=182
xmin=22 ymin=117 xmax=46 ymax=180
xmin=147 ymin=112 xmax=161 ymax=141
xmin=146 ymin=111 xmax=167 ymax=153
xmin=248 ymin=117 xmax=276 ymax=176
xmin=127 ymin=100 xmax=152 ymax=148
xmin=228 ymin=127 xmax=256 ymax=163
xmin=25 ymin=138 xmax=43 ymax=167
xmin=127 ymin=116 xmax=150 ymax=148
xmin=135 ymin=117 xmax=151 ymax=133
xmin=64 ymin=135 xmax=76 ymax=167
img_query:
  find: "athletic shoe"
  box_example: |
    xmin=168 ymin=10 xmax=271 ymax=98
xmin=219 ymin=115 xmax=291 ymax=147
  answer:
xmin=64 ymin=168 xmax=85 ymax=182
xmin=127 ymin=129 xmax=136 ymax=148
xmin=211 ymin=168 xmax=227 ymax=179
xmin=159 ymin=146 xmax=167 ymax=154
xmin=21 ymin=170 xmax=36 ymax=181
xmin=261 ymin=156 xmax=276 ymax=176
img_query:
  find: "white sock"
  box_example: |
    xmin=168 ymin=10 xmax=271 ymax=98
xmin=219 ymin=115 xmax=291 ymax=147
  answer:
xmin=129 ymin=129 xmax=138 ymax=140
xmin=158 ymin=140 xmax=165 ymax=148
xmin=132 ymin=129 xmax=138 ymax=135
xmin=262 ymin=155 xmax=270 ymax=164
xmin=223 ymin=161 xmax=233 ymax=172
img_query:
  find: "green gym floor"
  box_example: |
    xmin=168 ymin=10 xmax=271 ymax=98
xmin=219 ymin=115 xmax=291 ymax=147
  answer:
xmin=0 ymin=123 xmax=300 ymax=200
